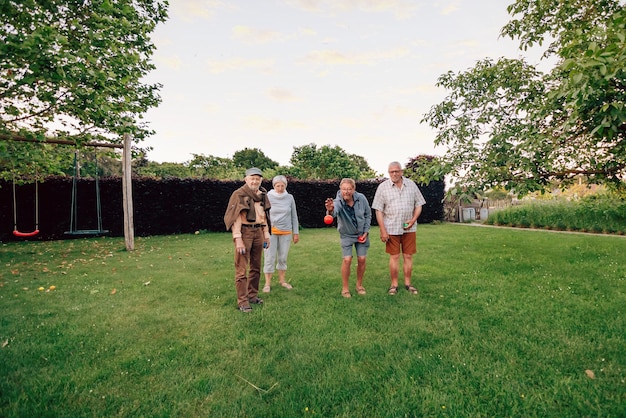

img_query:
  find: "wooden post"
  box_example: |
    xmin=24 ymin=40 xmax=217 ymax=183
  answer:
xmin=122 ymin=134 xmax=135 ymax=251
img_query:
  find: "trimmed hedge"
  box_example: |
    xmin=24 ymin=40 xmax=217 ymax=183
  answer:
xmin=0 ymin=177 xmax=444 ymax=241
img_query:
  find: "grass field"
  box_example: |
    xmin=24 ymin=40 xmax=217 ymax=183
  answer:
xmin=1 ymin=224 xmax=625 ymax=417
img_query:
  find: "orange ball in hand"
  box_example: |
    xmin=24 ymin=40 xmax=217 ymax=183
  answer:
xmin=324 ymin=215 xmax=333 ymax=225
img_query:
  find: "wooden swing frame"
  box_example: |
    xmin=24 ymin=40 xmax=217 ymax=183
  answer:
xmin=1 ymin=133 xmax=135 ymax=251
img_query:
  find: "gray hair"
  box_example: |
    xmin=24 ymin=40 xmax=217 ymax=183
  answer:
xmin=272 ymin=175 xmax=288 ymax=187
xmin=340 ymin=178 xmax=356 ymax=189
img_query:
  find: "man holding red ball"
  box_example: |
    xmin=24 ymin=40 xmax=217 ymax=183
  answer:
xmin=324 ymin=178 xmax=372 ymax=298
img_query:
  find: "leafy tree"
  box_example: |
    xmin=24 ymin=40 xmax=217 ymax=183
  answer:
xmin=404 ymin=154 xmax=444 ymax=185
xmin=288 ymin=143 xmax=376 ymax=180
xmin=232 ymin=148 xmax=278 ymax=172
xmin=134 ymin=161 xmax=193 ymax=179
xmin=422 ymin=0 xmax=625 ymax=196
xmin=0 ymin=0 xmax=168 ymax=180
xmin=188 ymin=153 xmax=239 ymax=179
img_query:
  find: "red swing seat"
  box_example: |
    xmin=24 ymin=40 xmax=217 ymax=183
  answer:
xmin=13 ymin=229 xmax=40 ymax=237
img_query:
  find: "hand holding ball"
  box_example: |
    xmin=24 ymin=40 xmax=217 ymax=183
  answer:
xmin=324 ymin=215 xmax=333 ymax=225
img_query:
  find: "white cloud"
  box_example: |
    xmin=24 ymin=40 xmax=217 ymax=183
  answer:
xmin=302 ymin=47 xmax=410 ymax=66
xmin=267 ymin=88 xmax=302 ymax=102
xmin=154 ymin=55 xmax=183 ymax=71
xmin=440 ymin=1 xmax=460 ymax=15
xmin=232 ymin=25 xmax=285 ymax=44
xmin=206 ymin=58 xmax=275 ymax=74
xmin=286 ymin=0 xmax=419 ymax=19
xmin=244 ymin=116 xmax=307 ymax=132
xmin=172 ymin=0 xmax=232 ymax=21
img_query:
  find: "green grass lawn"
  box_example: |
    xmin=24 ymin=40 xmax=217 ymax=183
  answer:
xmin=1 ymin=224 xmax=625 ymax=417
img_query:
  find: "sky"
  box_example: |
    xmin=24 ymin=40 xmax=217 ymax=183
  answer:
xmin=141 ymin=0 xmax=548 ymax=176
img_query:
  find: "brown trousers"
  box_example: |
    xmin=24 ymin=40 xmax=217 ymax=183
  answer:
xmin=234 ymin=226 xmax=264 ymax=306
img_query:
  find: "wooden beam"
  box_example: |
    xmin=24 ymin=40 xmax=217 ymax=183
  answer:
xmin=122 ymin=133 xmax=135 ymax=251
xmin=0 ymin=133 xmax=124 ymax=149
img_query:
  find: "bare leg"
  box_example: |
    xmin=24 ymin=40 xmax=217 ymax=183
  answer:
xmin=278 ymin=270 xmax=293 ymax=289
xmin=356 ymin=256 xmax=366 ymax=288
xmin=402 ymin=253 xmax=413 ymax=286
xmin=263 ymin=273 xmax=273 ymax=292
xmin=341 ymin=256 xmax=352 ymax=294
xmin=389 ymin=253 xmax=400 ymax=288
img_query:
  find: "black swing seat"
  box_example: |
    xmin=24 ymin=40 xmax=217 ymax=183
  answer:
xmin=64 ymin=229 xmax=109 ymax=238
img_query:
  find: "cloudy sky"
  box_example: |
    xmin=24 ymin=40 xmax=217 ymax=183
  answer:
xmin=141 ymin=0 xmax=548 ymax=176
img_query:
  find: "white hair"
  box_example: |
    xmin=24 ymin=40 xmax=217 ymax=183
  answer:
xmin=272 ymin=175 xmax=288 ymax=187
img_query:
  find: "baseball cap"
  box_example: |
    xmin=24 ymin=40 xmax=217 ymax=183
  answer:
xmin=245 ymin=167 xmax=263 ymax=177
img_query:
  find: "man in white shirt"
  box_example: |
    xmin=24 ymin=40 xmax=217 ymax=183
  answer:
xmin=372 ymin=162 xmax=426 ymax=295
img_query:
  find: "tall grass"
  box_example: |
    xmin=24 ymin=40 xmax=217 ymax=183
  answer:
xmin=487 ymin=194 xmax=626 ymax=234
xmin=1 ymin=225 xmax=625 ymax=417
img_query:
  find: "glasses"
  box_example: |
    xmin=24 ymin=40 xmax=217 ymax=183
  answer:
xmin=389 ymin=170 xmax=402 ymax=174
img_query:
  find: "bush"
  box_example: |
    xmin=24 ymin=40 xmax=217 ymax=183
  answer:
xmin=486 ymin=193 xmax=626 ymax=234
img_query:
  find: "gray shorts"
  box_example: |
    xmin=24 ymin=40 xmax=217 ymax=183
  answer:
xmin=340 ymin=235 xmax=370 ymax=257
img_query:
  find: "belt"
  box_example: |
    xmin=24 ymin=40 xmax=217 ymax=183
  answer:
xmin=241 ymin=224 xmax=266 ymax=228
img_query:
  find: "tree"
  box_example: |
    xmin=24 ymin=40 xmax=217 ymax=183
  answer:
xmin=287 ymin=143 xmax=376 ymax=180
xmin=0 ymin=0 xmax=168 ymax=179
xmin=404 ymin=154 xmax=443 ymax=185
xmin=422 ymin=0 xmax=625 ymax=196
xmin=232 ymin=148 xmax=278 ymax=172
xmin=188 ymin=153 xmax=239 ymax=179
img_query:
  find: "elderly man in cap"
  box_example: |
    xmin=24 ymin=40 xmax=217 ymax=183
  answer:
xmin=224 ymin=167 xmax=272 ymax=312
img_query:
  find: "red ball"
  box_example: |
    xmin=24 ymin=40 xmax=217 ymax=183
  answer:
xmin=323 ymin=215 xmax=333 ymax=225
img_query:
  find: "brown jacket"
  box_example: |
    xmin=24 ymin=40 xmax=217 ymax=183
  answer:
xmin=224 ymin=185 xmax=271 ymax=231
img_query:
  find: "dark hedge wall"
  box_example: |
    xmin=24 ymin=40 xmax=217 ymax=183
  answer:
xmin=0 ymin=177 xmax=444 ymax=242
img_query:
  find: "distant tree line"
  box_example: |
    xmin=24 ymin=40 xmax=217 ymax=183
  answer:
xmin=132 ymin=143 xmax=380 ymax=181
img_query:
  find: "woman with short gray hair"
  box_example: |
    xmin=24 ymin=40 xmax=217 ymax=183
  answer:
xmin=262 ymin=175 xmax=300 ymax=292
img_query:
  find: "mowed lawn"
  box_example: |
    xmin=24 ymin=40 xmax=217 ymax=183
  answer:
xmin=1 ymin=224 xmax=625 ymax=417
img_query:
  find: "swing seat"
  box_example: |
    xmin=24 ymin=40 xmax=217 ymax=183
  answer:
xmin=13 ymin=229 xmax=40 ymax=238
xmin=64 ymin=229 xmax=109 ymax=238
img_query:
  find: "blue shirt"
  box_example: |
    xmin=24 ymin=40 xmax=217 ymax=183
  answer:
xmin=333 ymin=190 xmax=372 ymax=238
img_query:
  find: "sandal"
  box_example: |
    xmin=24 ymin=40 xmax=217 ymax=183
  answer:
xmin=388 ymin=286 xmax=398 ymax=295
xmin=248 ymin=296 xmax=264 ymax=304
xmin=341 ymin=290 xmax=352 ymax=298
xmin=262 ymin=285 xmax=271 ymax=293
xmin=356 ymin=286 xmax=366 ymax=295
xmin=405 ymin=285 xmax=419 ymax=295
xmin=238 ymin=304 xmax=252 ymax=313
xmin=280 ymin=282 xmax=293 ymax=290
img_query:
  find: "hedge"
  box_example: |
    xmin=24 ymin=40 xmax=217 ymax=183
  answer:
xmin=0 ymin=177 xmax=444 ymax=241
